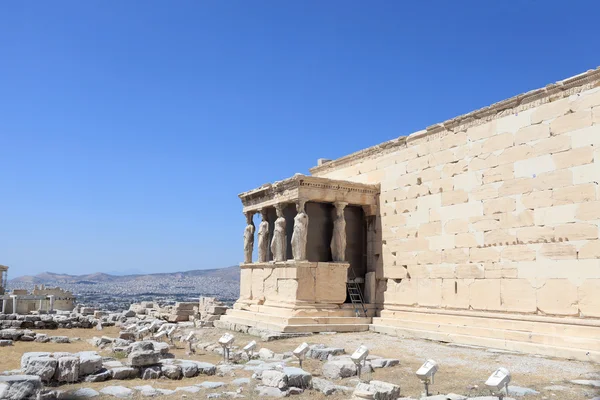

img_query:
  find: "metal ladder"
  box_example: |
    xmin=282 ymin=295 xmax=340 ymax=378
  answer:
xmin=346 ymin=281 xmax=367 ymax=318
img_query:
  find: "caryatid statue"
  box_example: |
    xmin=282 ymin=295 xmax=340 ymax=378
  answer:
xmin=257 ymin=209 xmax=269 ymax=263
xmin=271 ymin=204 xmax=287 ymax=262
xmin=331 ymin=202 xmax=347 ymax=262
xmin=291 ymin=201 xmax=309 ymax=261
xmin=243 ymin=212 xmax=255 ymax=264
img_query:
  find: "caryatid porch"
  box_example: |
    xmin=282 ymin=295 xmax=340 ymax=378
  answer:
xmin=219 ymin=174 xmax=380 ymax=334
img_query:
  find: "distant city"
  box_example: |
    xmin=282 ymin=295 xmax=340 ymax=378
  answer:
xmin=8 ymin=266 xmax=240 ymax=311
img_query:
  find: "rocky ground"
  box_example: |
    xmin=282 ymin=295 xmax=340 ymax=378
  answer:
xmin=1 ymin=322 xmax=599 ymax=400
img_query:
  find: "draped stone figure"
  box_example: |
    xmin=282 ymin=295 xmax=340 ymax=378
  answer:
xmin=271 ymin=204 xmax=287 ymax=262
xmin=331 ymin=202 xmax=347 ymax=262
xmin=257 ymin=209 xmax=269 ymax=262
xmin=243 ymin=212 xmax=255 ymax=264
xmin=292 ymin=201 xmax=309 ymax=261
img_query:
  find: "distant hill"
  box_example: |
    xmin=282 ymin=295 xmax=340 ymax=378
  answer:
xmin=9 ymin=266 xmax=240 ymax=285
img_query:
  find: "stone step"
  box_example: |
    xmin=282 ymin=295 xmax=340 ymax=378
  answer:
xmin=225 ymin=309 xmax=371 ymax=326
xmin=218 ymin=314 xmax=371 ymax=333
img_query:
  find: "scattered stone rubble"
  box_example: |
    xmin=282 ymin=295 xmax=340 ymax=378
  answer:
xmin=196 ymin=296 xmax=228 ymax=327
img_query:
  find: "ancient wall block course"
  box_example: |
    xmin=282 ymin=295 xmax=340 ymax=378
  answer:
xmin=521 ymin=190 xmax=554 ymax=209
xmin=568 ymin=125 xmax=600 ymax=148
xmin=406 ymin=265 xmax=429 ymax=279
xmin=502 ymin=245 xmax=536 ymax=261
xmin=417 ymin=279 xmax=443 ymax=307
xmin=482 ymin=132 xmax=515 ymax=154
xmin=555 ymin=223 xmax=598 ymax=241
xmin=500 ymin=279 xmax=537 ymax=313
xmin=531 ymin=97 xmax=570 ymax=124
xmin=499 ymin=210 xmax=534 ymax=229
xmin=395 ymin=199 xmax=418 ymax=213
xmin=553 ymin=146 xmax=595 ymax=169
xmin=417 ymin=251 xmax=442 ymax=265
xmin=406 ymin=207 xmax=430 ymax=226
xmin=550 ymin=110 xmax=593 ymax=135
xmin=392 ymin=238 xmax=430 ymax=252
xmin=407 ymin=184 xmax=431 ymax=199
xmin=553 ymin=183 xmax=596 ymax=206
xmin=498 ymin=178 xmax=534 ymax=197
xmin=456 ymin=263 xmax=484 ymax=278
xmin=484 ymin=268 xmax=503 ymax=279
xmin=429 ymin=149 xmax=457 ymax=166
xmin=441 ymin=279 xmax=470 ymax=309
xmin=536 ymin=279 xmax=579 ymax=316
xmin=397 ymin=173 xmax=419 ymax=188
xmin=572 ymin=161 xmax=600 ymax=185
xmin=539 ymin=243 xmax=578 ymax=260
xmin=482 ymin=164 xmax=514 ymax=184
xmin=470 ymin=154 xmax=499 ymax=171
xmin=578 ymin=279 xmax=600 ymax=318
xmin=594 ymin=105 xmax=600 ymax=124
xmin=533 ymin=204 xmax=578 ymax=226
xmin=497 ymin=144 xmax=535 ymax=165
xmin=484 ymin=230 xmax=517 ymax=246
xmin=438 ymin=201 xmax=484 ymax=221
xmin=514 ymin=154 xmax=555 ymax=178
xmin=417 ymin=141 xmax=442 ymax=157
xmin=439 ymin=131 xmax=467 ymax=151
xmin=470 ymin=279 xmax=501 ymax=311
xmin=453 ymin=171 xmax=482 ymax=192
xmin=455 ymin=233 xmax=481 ymax=248
xmin=578 ymin=240 xmax=600 ymax=259
xmin=534 ymin=169 xmax=573 ymax=191
xmin=384 ymin=278 xmax=417 ymax=306
xmin=418 ymin=221 xmax=442 ymax=237
xmin=419 ymin=167 xmax=442 ymax=182
xmin=470 ymin=183 xmax=499 ymax=201
xmin=501 ymin=268 xmax=518 ymax=278
xmin=382 ymin=265 xmax=409 ymax=280
xmin=515 ymin=124 xmax=551 ymax=145
xmin=416 ymin=193 xmax=442 ymax=210
xmin=532 ymin=135 xmax=571 ymax=157
xmin=467 ymin=120 xmax=497 ymax=141
xmin=471 ymin=217 xmax=501 ymax=232
xmin=470 ymin=247 xmax=501 ymax=263
xmin=575 ymin=201 xmax=600 ymax=221
xmin=427 ymin=178 xmax=454 ymax=194
xmin=496 ymin=109 xmax=532 ymax=133
xmin=445 ymin=219 xmax=469 ymax=234
xmin=441 ymin=190 xmax=468 ymax=206
xmin=483 ymin=197 xmax=516 ymax=215
xmin=442 ymin=248 xmax=469 ymax=264
xmin=516 ymin=226 xmax=554 ymax=243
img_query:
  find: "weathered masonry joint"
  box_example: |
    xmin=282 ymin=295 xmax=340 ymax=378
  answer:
xmin=220 ymin=67 xmax=600 ymax=362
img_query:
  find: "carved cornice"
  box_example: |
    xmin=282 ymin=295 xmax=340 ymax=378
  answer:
xmin=310 ymin=66 xmax=600 ymax=176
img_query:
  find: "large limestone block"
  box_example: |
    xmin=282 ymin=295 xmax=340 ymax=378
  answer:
xmin=429 ymin=235 xmax=456 ymax=251
xmin=578 ymin=279 xmax=600 ymax=318
xmin=517 ymin=226 xmax=554 ymax=243
xmin=515 ymin=123 xmax=550 ymax=145
xmin=470 ymin=183 xmax=499 ymax=201
xmin=500 ymin=279 xmax=536 ymax=313
xmin=555 ymin=223 xmax=598 ymax=241
xmin=531 ymin=97 xmax=569 ymax=124
xmin=418 ymin=221 xmax=442 ymax=237
xmin=315 ymin=263 xmax=348 ymax=303
xmin=455 ymin=233 xmax=480 ymax=248
xmin=445 ymin=219 xmax=469 ymax=234
xmin=417 ymin=251 xmax=441 ymax=265
xmin=536 ymin=279 xmax=578 ymax=316
xmin=429 ymin=265 xmax=456 ymax=279
xmin=471 ymin=218 xmax=501 ymax=232
xmin=572 ymin=160 xmax=600 ymax=185
xmin=407 ymin=155 xmax=430 ymax=173
xmin=417 ymin=279 xmax=442 ymax=307
xmin=470 ymin=247 xmax=500 ymax=263
xmin=240 ymin=268 xmax=252 ymax=300
xmin=533 ymin=204 xmax=577 ymax=226
xmin=569 ymin=124 xmax=600 ymax=148
xmin=499 ymin=143 xmax=535 ymax=165
xmin=438 ymin=201 xmax=483 ymax=221
xmin=384 ymin=278 xmax=417 ymax=306
xmin=576 ymin=201 xmax=600 ymax=220
xmin=442 ymin=248 xmax=469 ymax=264
xmin=441 ymin=190 xmax=468 ymax=206
xmin=554 ymin=146 xmax=594 ymax=169
xmin=467 ymin=120 xmax=496 ymax=141
xmin=578 ymin=241 xmax=600 ymax=259
xmin=514 ymin=155 xmax=555 ymax=178
xmin=553 ymin=184 xmax=596 ymax=206
xmin=128 ymin=351 xmax=160 ymax=367
xmin=322 ymin=359 xmax=357 ymax=380
xmin=484 ymin=198 xmax=515 ymax=215
xmin=550 ymin=110 xmax=592 ymax=135
xmin=442 ymin=160 xmax=468 ymax=179
xmin=79 ymin=354 xmax=103 ymax=377
xmin=54 ymin=357 xmax=80 ymax=383
xmin=484 ymin=230 xmax=516 ymax=246
xmin=483 ymin=164 xmax=514 ymax=184
xmin=539 ymin=243 xmax=577 ymax=260
xmin=23 ymin=357 xmax=57 ymax=382
xmin=502 ymin=245 xmax=536 ymax=262
xmin=470 ymin=279 xmax=501 ymax=311
xmin=571 ymin=87 xmax=600 ymax=112
xmin=251 ymin=268 xmax=265 ymax=302
xmin=498 ymin=178 xmax=534 ymax=196
xmin=441 ymin=279 xmax=471 ymax=309
xmin=456 ymin=264 xmax=484 ymax=279
xmin=534 ymin=169 xmax=573 ymax=190
xmin=499 ymin=210 xmax=534 ymax=229
xmin=482 ymin=132 xmax=514 ymax=154
xmin=521 ymin=190 xmax=553 ymax=209
xmin=533 ymin=135 xmax=571 ymax=157
xmin=0 ymin=375 xmax=43 ymax=400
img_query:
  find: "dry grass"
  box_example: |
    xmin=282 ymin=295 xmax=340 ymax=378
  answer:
xmin=2 ymin=326 xmax=598 ymax=399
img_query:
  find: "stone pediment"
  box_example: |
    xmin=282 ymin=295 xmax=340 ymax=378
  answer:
xmin=239 ymin=174 xmax=379 ymax=213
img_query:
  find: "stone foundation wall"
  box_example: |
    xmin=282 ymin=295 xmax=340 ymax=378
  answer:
xmin=310 ymin=69 xmax=600 ymax=320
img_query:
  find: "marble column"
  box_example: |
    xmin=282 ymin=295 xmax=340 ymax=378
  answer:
xmin=48 ymin=295 xmax=55 ymax=312
xmin=243 ymin=212 xmax=255 ymax=264
xmin=271 ymin=203 xmax=287 ymax=262
xmin=257 ymin=209 xmax=270 ymax=263
xmin=11 ymin=295 xmax=17 ymax=314
xmin=1 ymin=298 xmax=6 ymax=314
xmin=331 ymin=202 xmax=348 ymax=262
xmin=291 ymin=201 xmax=309 ymax=261
xmin=38 ymin=299 xmax=43 ymax=312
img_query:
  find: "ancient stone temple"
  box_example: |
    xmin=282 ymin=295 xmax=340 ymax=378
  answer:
xmin=220 ymin=67 xmax=600 ymax=362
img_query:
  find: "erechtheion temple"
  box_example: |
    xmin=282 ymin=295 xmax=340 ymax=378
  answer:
xmin=0 ymin=265 xmax=75 ymax=314
xmin=220 ymin=67 xmax=600 ymax=362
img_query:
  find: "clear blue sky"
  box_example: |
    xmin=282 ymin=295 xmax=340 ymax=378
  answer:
xmin=1 ymin=1 xmax=598 ymax=277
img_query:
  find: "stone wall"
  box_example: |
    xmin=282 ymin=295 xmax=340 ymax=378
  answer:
xmin=310 ymin=69 xmax=600 ymax=320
